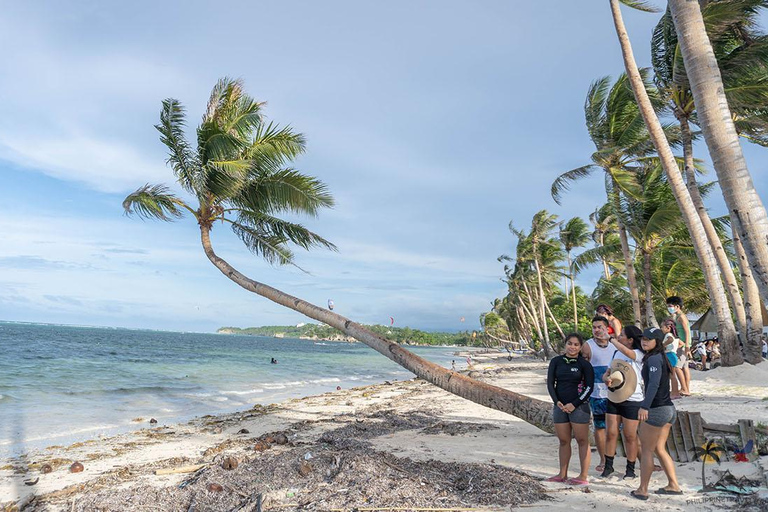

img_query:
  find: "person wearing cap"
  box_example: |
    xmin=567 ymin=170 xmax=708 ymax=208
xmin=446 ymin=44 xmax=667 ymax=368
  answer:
xmin=666 ymin=296 xmax=691 ymax=395
xmin=630 ymin=327 xmax=682 ymax=501
xmin=600 ymin=325 xmax=645 ymax=479
xmin=546 ymin=333 xmax=594 ymax=486
xmin=581 ymin=315 xmax=613 ymax=473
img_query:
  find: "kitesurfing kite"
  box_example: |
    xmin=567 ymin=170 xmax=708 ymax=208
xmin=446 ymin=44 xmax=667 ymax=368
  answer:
xmin=327 ymin=299 xmax=334 ymax=311
xmin=389 ymin=316 xmax=394 ymax=326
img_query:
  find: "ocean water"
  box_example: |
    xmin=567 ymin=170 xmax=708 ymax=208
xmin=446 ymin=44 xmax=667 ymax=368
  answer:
xmin=0 ymin=322 xmax=464 ymax=457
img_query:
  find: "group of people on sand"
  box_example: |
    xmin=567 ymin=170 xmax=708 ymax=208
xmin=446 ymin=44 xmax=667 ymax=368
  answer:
xmin=545 ymin=297 xmax=694 ymax=501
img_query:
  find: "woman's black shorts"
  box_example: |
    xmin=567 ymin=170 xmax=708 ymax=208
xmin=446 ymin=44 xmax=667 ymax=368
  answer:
xmin=606 ymin=400 xmax=642 ymax=420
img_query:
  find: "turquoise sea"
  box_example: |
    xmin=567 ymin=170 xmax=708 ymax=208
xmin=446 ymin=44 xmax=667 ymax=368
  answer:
xmin=0 ymin=322 xmax=463 ymax=457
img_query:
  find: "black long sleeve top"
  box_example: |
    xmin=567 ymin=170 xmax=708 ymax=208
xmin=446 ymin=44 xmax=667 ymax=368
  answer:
xmin=640 ymin=352 xmax=673 ymax=410
xmin=546 ymin=355 xmax=594 ymax=407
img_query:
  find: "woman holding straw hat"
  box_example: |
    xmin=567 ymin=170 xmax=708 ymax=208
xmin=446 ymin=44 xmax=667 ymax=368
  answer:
xmin=546 ymin=333 xmax=594 ymax=485
xmin=601 ymin=325 xmax=645 ymax=479
xmin=630 ymin=328 xmax=682 ymax=501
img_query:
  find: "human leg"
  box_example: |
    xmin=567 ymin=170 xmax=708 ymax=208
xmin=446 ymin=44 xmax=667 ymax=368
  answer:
xmin=589 ymin=397 xmax=607 ymax=471
xmin=601 ymin=412 xmax=620 ymax=477
xmin=635 ymin=422 xmax=662 ymax=497
xmin=572 ymin=422 xmax=591 ymax=482
xmin=654 ymin=421 xmax=681 ymax=491
xmin=553 ymin=422 xmax=572 ymax=480
xmin=622 ymin=417 xmax=640 ymax=478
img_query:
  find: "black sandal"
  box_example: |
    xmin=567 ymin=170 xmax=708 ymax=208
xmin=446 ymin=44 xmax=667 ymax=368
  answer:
xmin=655 ymin=488 xmax=684 ymax=495
xmin=630 ymin=490 xmax=649 ymax=501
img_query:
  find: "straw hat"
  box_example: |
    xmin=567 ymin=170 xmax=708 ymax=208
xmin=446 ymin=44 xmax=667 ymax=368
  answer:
xmin=606 ymin=359 xmax=637 ymax=403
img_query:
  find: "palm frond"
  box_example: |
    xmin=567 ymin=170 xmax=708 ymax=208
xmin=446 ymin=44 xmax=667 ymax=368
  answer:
xmin=234 ymin=210 xmax=337 ymax=252
xmin=619 ymin=0 xmax=660 ymax=13
xmin=551 ymin=165 xmax=597 ymax=204
xmin=229 ymin=220 xmax=295 ymax=266
xmin=155 ymin=99 xmax=201 ymax=194
xmin=122 ymin=184 xmax=188 ymax=221
xmin=235 ymin=168 xmax=335 ymax=216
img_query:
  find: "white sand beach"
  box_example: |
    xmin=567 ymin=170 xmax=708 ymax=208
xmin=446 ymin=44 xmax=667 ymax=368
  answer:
xmin=1 ymin=351 xmax=766 ymax=511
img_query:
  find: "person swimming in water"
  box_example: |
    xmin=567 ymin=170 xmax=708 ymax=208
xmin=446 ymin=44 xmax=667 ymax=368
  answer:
xmin=270 ymin=358 xmax=278 ymax=364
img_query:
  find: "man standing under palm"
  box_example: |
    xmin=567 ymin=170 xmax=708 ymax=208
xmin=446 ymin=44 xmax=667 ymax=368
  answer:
xmin=581 ymin=316 xmax=614 ymax=472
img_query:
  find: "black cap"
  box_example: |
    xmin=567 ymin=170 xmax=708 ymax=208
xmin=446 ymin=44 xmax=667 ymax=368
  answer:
xmin=642 ymin=327 xmax=664 ymax=342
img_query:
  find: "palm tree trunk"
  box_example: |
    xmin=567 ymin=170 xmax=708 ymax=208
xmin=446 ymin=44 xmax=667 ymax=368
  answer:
xmin=599 ymin=232 xmax=611 ymax=279
xmin=668 ymin=0 xmax=768 ymax=305
xmin=568 ymin=252 xmax=579 ymax=329
xmin=543 ymin=293 xmax=565 ymax=341
xmin=613 ymin=192 xmax=643 ymax=326
xmin=199 ymin=226 xmax=555 ymax=431
xmin=609 ymin=0 xmax=743 ymax=366
xmin=532 ymin=253 xmax=554 ymax=357
xmin=517 ymin=296 xmax=539 ymax=348
xmin=679 ymin=115 xmax=749 ymax=340
xmin=641 ymin=249 xmax=659 ymax=328
xmin=521 ymin=280 xmax=552 ymax=357
xmin=733 ymin=223 xmax=765 ymax=365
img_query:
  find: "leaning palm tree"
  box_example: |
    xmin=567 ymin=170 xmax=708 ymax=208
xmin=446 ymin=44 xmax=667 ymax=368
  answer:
xmin=654 ymin=0 xmax=768 ymax=363
xmin=667 ymin=0 xmax=768 ymax=306
xmin=608 ymin=0 xmax=743 ymax=365
xmin=123 ymin=78 xmax=555 ymax=431
xmin=559 ymin=217 xmax=590 ymax=330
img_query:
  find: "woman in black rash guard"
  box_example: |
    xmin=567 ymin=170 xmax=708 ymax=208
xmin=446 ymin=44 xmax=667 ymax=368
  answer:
xmin=546 ymin=333 xmax=594 ymax=485
xmin=630 ymin=328 xmax=682 ymax=501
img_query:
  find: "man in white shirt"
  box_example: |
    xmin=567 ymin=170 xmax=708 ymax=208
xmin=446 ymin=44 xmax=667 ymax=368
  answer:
xmin=582 ymin=315 xmax=614 ymax=472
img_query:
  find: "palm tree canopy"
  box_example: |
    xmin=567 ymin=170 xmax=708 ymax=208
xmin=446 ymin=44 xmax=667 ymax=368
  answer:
xmin=652 ymin=1 xmax=768 ymax=145
xmin=551 ymin=71 xmax=676 ymax=204
xmin=123 ymin=77 xmax=337 ymax=266
xmin=560 ymin=217 xmax=590 ymax=253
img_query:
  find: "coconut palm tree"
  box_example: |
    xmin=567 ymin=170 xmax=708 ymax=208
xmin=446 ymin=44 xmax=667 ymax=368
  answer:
xmin=551 ymin=71 xmax=670 ymax=327
xmin=123 ymin=78 xmax=555 ymax=431
xmin=651 ymin=1 xmax=768 ymax=351
xmin=667 ymin=0 xmax=768 ymax=305
xmin=560 ymin=217 xmax=590 ymax=329
xmin=608 ymin=0 xmax=743 ymax=365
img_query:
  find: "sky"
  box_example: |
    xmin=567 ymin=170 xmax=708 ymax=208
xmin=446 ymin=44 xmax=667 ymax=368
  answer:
xmin=1 ymin=1 xmax=767 ymax=333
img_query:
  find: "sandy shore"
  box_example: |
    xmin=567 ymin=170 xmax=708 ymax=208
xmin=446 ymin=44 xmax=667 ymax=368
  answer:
xmin=1 ymin=352 xmax=767 ymax=511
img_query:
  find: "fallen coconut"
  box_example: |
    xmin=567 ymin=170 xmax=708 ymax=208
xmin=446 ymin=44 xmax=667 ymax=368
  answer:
xmin=207 ymin=483 xmax=223 ymax=492
xmin=298 ymin=461 xmax=312 ymax=476
xmin=253 ymin=441 xmax=270 ymax=452
xmin=273 ymin=432 xmax=288 ymax=445
xmin=237 ymin=428 xmax=249 ymax=434
xmin=222 ymin=457 xmax=238 ymax=470
xmin=41 ymin=464 xmax=52 ymax=474
xmin=69 ymin=462 xmax=84 ymax=473
xmin=149 ymin=418 xmax=158 ymax=424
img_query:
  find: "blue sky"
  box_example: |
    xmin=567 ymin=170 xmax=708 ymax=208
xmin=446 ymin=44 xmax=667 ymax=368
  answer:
xmin=1 ymin=1 xmax=767 ymax=333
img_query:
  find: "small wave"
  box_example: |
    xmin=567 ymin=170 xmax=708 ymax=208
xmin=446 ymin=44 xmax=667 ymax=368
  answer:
xmin=0 ymin=423 xmax=121 ymax=446
xmin=222 ymin=388 xmax=265 ymax=396
xmin=64 ymin=385 xmax=199 ymax=396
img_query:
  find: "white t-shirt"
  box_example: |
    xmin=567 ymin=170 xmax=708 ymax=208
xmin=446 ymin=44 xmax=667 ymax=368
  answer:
xmin=664 ymin=333 xmax=678 ymax=354
xmin=611 ymin=348 xmax=644 ymax=403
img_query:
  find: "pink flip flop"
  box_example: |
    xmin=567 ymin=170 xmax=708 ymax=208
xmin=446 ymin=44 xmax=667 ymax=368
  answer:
xmin=546 ymin=475 xmax=566 ymax=482
xmin=567 ymin=478 xmax=589 ymax=486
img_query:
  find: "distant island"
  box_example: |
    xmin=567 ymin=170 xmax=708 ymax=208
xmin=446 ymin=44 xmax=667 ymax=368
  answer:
xmin=217 ymin=323 xmax=483 ymax=346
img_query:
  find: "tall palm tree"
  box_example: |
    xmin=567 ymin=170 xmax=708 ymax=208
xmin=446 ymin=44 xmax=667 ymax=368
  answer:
xmin=551 ymin=71 xmax=670 ymax=327
xmin=651 ymin=0 xmax=768 ymax=349
xmin=609 ymin=0 xmax=743 ymax=366
xmin=560 ymin=217 xmax=590 ymax=329
xmin=667 ymin=0 xmax=768 ymax=305
xmin=123 ymin=78 xmax=555 ymax=431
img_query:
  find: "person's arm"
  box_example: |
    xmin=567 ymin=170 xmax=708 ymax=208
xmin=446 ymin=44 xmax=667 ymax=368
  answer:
xmin=663 ymin=334 xmax=674 ymax=348
xmin=639 ymin=354 xmax=663 ymax=410
xmin=547 ymin=358 xmax=559 ymax=404
xmin=581 ymin=342 xmax=592 ymax=362
xmin=609 ymin=337 xmax=637 ymax=360
xmin=610 ymin=318 xmax=622 ymax=336
xmin=572 ymin=359 xmax=594 ymax=407
xmin=680 ymin=314 xmax=691 ymax=348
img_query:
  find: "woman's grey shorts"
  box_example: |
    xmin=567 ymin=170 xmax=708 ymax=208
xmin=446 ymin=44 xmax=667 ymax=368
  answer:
xmin=645 ymin=405 xmax=677 ymax=427
xmin=553 ymin=402 xmax=591 ymax=424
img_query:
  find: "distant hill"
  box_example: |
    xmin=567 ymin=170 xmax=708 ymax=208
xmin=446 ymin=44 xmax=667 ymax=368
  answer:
xmin=217 ymin=323 xmax=481 ymax=346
